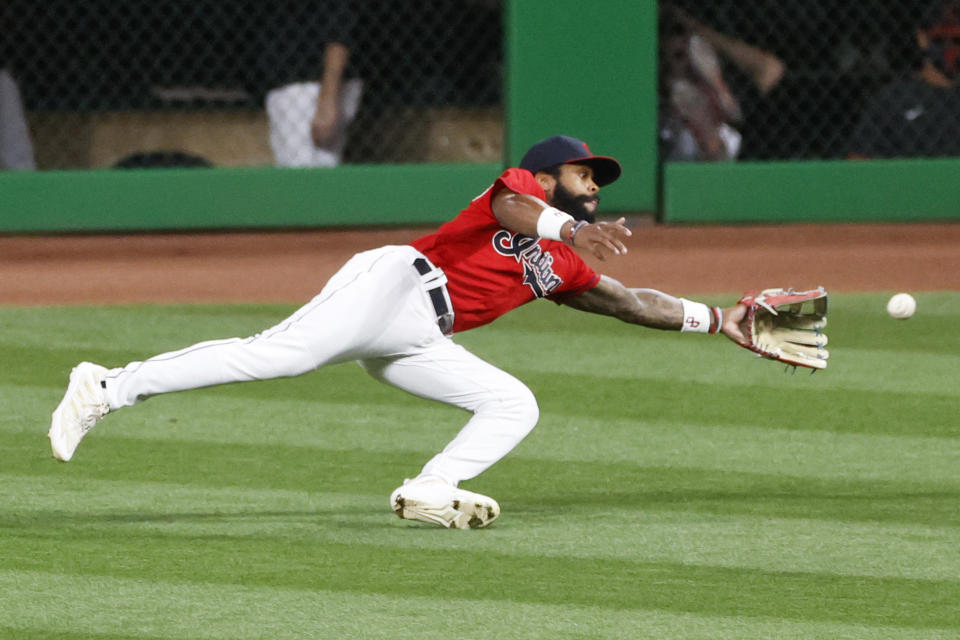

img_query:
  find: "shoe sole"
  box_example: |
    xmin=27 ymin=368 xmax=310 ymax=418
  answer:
xmin=452 ymin=494 xmax=500 ymax=529
xmin=391 ymin=494 xmax=500 ymax=530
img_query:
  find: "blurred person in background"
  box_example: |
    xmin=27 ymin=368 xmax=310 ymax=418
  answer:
xmin=260 ymin=0 xmax=362 ymax=167
xmin=658 ymin=4 xmax=784 ymax=162
xmin=0 ymin=0 xmax=35 ymax=170
xmin=848 ymin=1 xmax=960 ymax=158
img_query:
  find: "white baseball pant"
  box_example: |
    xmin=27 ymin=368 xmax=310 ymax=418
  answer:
xmin=102 ymin=245 xmax=539 ymax=485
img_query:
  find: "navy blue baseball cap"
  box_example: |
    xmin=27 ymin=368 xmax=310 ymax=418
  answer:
xmin=519 ymin=135 xmax=622 ymax=186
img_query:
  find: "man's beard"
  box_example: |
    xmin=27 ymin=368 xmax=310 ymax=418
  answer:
xmin=550 ymin=181 xmax=599 ymax=222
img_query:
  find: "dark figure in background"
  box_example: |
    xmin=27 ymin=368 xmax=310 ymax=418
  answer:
xmin=849 ymin=2 xmax=960 ymax=158
xmin=258 ymin=0 xmax=363 ymax=167
xmin=0 ymin=0 xmax=35 ymax=169
xmin=659 ymin=5 xmax=784 ymax=161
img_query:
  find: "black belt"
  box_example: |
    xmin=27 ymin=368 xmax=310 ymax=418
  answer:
xmin=413 ymin=257 xmax=455 ymax=335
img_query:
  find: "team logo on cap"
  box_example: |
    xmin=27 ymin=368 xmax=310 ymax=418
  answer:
xmin=492 ymin=231 xmax=563 ymax=297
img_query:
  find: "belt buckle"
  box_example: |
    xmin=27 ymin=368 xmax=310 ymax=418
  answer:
xmin=437 ymin=312 xmax=454 ymax=335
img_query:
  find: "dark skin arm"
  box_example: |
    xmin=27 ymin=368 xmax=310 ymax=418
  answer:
xmin=491 ymin=189 xmax=631 ymax=261
xmin=491 ymin=181 xmax=747 ymax=341
xmin=564 ymin=274 xmax=750 ymax=343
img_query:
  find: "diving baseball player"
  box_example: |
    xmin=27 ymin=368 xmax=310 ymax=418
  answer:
xmin=49 ymin=135 xmax=752 ymax=530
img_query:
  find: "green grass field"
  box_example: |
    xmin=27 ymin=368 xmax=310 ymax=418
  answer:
xmin=2 ymin=293 xmax=958 ymax=639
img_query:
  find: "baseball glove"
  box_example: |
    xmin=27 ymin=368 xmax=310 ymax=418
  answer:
xmin=737 ymin=287 xmax=829 ymax=370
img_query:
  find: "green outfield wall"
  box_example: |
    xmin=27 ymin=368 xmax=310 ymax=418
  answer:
xmin=0 ymin=164 xmax=501 ymax=233
xmin=2 ymin=1 xmax=959 ymax=232
xmin=663 ymin=159 xmax=960 ymax=223
xmin=505 ymin=0 xmax=659 ymax=214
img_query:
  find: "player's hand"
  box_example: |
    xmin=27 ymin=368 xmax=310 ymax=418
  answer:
xmin=720 ymin=303 xmax=750 ymax=345
xmin=311 ymin=94 xmax=340 ymax=147
xmin=570 ymin=217 xmax=632 ymax=261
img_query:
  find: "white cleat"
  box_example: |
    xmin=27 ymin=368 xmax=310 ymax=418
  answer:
xmin=49 ymin=362 xmax=110 ymax=462
xmin=390 ymin=476 xmax=500 ymax=529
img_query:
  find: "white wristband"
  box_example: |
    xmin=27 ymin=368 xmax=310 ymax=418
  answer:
xmin=679 ymin=298 xmax=712 ymax=333
xmin=536 ymin=206 xmax=574 ymax=241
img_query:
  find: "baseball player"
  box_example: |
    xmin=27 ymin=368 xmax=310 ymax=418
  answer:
xmin=49 ymin=135 xmax=751 ymax=530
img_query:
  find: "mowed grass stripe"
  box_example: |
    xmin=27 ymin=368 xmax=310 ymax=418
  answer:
xmin=7 ymin=383 xmax=957 ymax=484
xmin=11 ymin=333 xmax=960 ymax=398
xmin=14 ymin=404 xmax=960 ymax=492
xmin=531 ymin=416 xmax=959 ymax=483
xmin=7 ymin=427 xmax=958 ymax=528
xmin=3 ymin=531 xmax=957 ymax=629
xmin=9 ymin=353 xmax=958 ymax=440
xmin=9 ymin=305 xmax=959 ymax=396
xmin=9 ymin=331 xmax=960 ymax=402
xmin=3 ymin=293 xmax=958 ymax=366
xmin=521 ymin=372 xmax=960 ymax=438
xmin=6 ymin=570 xmax=953 ymax=640
xmin=6 ymin=292 xmax=960 ymax=385
xmin=3 ymin=474 xmax=955 ymax=581
xmin=6 ymin=302 xmax=957 ymax=443
xmin=460 ymin=329 xmax=960 ymax=398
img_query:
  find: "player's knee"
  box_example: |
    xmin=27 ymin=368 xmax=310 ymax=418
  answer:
xmin=494 ymin=381 xmax=539 ymax=431
xmin=519 ymin=386 xmax=540 ymax=428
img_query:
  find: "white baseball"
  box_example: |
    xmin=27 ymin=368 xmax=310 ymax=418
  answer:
xmin=886 ymin=293 xmax=916 ymax=319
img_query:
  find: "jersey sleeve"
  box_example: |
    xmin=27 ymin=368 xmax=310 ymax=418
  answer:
xmin=489 ymin=168 xmax=545 ymax=203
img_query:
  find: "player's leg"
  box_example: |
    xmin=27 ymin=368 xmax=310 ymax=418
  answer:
xmin=360 ymin=343 xmax=540 ymax=528
xmin=103 ymin=248 xmax=421 ymax=404
xmin=49 ymin=246 xmax=437 ymax=461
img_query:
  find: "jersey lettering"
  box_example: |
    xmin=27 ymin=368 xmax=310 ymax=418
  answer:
xmin=492 ymin=230 xmax=563 ymax=298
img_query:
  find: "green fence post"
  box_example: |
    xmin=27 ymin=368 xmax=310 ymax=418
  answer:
xmin=504 ymin=0 xmax=658 ymax=215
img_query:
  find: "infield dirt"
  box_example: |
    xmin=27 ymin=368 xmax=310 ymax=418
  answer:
xmin=0 ymin=221 xmax=955 ymax=305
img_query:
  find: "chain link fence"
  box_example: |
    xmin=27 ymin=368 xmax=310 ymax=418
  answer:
xmin=661 ymin=0 xmax=960 ymax=161
xmin=4 ymin=1 xmax=960 ymax=171
xmin=0 ymin=0 xmax=502 ymax=170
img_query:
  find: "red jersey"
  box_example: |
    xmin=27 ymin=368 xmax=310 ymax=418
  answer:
xmin=410 ymin=168 xmax=600 ymax=333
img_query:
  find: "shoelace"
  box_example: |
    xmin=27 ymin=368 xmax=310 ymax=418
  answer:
xmin=78 ymin=402 xmax=108 ymax=432
xmin=75 ymin=385 xmax=108 ymax=433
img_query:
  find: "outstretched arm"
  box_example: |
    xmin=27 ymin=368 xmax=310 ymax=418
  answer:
xmin=491 ymin=188 xmax=631 ymax=261
xmin=564 ymin=274 xmax=749 ymax=343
